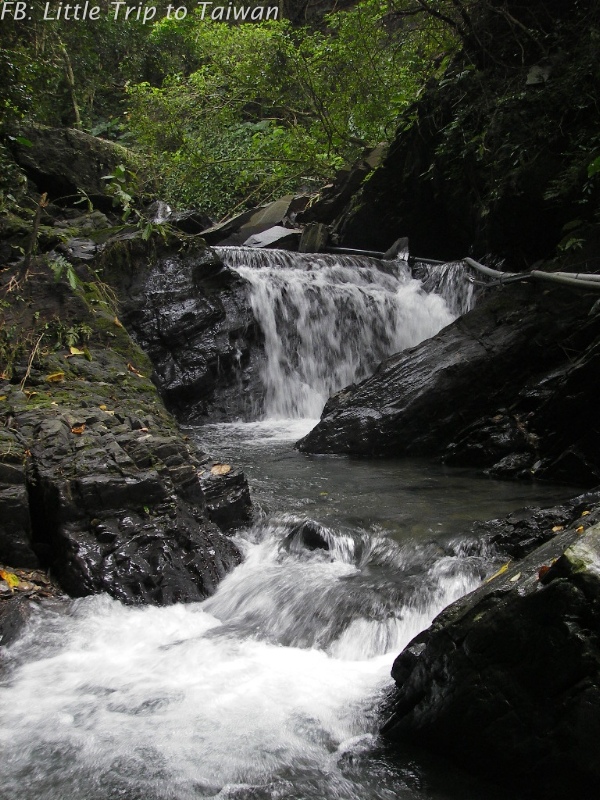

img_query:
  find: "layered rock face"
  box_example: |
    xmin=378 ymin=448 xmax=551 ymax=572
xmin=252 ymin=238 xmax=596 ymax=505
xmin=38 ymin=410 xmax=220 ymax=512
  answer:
xmin=382 ymin=509 xmax=600 ymax=799
xmin=0 ymin=349 xmax=248 ymax=606
xmin=99 ymin=236 xmax=264 ymax=421
xmin=299 ymin=282 xmax=600 ymax=485
xmin=1 ymin=246 xmax=251 ymax=606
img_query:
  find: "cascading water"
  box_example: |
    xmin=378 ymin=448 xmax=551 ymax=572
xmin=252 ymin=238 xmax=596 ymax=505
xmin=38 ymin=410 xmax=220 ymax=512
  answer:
xmin=1 ymin=247 xmax=552 ymax=800
xmin=215 ymin=248 xmax=463 ymax=419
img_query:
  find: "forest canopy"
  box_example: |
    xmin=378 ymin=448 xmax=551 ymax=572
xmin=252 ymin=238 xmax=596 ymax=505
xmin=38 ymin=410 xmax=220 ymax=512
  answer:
xmin=0 ymin=1 xmax=456 ymax=216
xmin=2 ymin=0 xmax=598 ymax=242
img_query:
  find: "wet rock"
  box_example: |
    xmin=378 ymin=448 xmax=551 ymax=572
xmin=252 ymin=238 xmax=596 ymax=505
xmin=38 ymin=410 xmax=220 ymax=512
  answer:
xmin=282 ymin=519 xmax=330 ymax=553
xmin=382 ymin=520 xmax=600 ymax=799
xmin=298 ymin=283 xmax=600 ymax=485
xmin=444 ymin=412 xmax=535 ymax=469
xmin=0 ymin=276 xmax=247 ymax=604
xmin=0 ymin=428 xmax=37 ymax=568
xmin=101 ymin=234 xmax=264 ymax=420
xmin=198 ymin=462 xmax=252 ymax=531
xmin=473 ymin=489 xmax=600 ymax=561
xmin=0 ymin=596 xmax=33 ymax=648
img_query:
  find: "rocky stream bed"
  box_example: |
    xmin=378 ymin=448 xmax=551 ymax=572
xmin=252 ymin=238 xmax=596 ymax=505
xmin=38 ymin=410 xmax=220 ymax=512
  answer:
xmin=1 ymin=126 xmax=600 ymax=798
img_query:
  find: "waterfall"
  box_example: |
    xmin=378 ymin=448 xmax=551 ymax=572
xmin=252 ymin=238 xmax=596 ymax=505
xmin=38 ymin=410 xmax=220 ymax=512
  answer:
xmin=412 ymin=259 xmax=477 ymax=317
xmin=216 ymin=247 xmax=461 ymax=419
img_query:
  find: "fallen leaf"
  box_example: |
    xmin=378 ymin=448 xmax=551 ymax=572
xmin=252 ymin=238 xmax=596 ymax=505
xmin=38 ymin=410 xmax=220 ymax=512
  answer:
xmin=538 ymin=564 xmax=551 ymax=581
xmin=71 ymin=424 xmax=85 ymax=435
xmin=211 ymin=463 xmax=232 ymax=476
xmin=581 ymin=510 xmax=591 ymax=517
xmin=576 ymin=525 xmax=585 ymax=533
xmin=486 ymin=562 xmax=511 ymax=583
xmin=99 ymin=404 xmax=108 ymax=410
xmin=552 ymin=525 xmax=564 ymax=532
xmin=45 ymin=372 xmax=65 ymax=383
xmin=114 ymin=317 xmax=124 ymax=329
xmin=509 ymin=572 xmax=521 ymax=582
xmin=69 ymin=346 xmax=85 ymax=356
xmin=127 ymin=362 xmax=145 ymax=378
xmin=0 ymin=395 xmax=7 ymax=401
xmin=0 ymin=569 xmax=20 ymax=590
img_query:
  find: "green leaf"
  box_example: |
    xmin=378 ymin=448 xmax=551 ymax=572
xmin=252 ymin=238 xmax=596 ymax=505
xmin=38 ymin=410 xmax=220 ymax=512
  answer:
xmin=8 ymin=135 xmax=33 ymax=147
xmin=587 ymin=156 xmax=600 ymax=178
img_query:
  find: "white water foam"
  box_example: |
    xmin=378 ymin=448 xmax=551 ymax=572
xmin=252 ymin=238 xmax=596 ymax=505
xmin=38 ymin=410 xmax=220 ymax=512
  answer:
xmin=0 ymin=518 xmax=484 ymax=800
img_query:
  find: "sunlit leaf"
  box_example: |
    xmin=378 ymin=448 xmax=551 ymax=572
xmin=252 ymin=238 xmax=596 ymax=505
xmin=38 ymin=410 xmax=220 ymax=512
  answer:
xmin=0 ymin=569 xmax=20 ymax=589
xmin=211 ymin=463 xmax=232 ymax=476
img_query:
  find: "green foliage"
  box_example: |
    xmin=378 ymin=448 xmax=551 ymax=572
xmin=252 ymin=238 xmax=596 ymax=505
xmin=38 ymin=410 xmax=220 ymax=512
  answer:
xmin=127 ymin=2 xmax=452 ymax=215
xmin=46 ymin=320 xmax=93 ymax=349
xmin=102 ymin=163 xmax=138 ymax=221
xmin=49 ymin=255 xmax=80 ymax=290
xmin=0 ymin=13 xmax=155 ymax=131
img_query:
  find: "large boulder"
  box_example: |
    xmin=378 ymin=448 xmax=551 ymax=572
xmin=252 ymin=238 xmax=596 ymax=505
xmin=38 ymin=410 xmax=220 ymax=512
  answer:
xmin=298 ymin=282 xmax=600 ymax=485
xmin=382 ymin=517 xmax=600 ymax=799
xmin=0 ymin=361 xmax=245 ymax=605
xmin=99 ymin=234 xmax=265 ymax=420
xmin=0 ymin=258 xmax=250 ymax=605
xmin=5 ymin=126 xmax=138 ymax=210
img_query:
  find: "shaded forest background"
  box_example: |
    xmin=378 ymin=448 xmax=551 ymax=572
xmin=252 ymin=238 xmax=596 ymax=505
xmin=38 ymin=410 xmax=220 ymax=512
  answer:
xmin=1 ymin=0 xmax=599 ymax=264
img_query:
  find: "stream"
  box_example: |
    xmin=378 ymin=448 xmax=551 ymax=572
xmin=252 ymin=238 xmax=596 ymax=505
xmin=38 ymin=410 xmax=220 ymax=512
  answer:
xmin=0 ymin=249 xmax=571 ymax=799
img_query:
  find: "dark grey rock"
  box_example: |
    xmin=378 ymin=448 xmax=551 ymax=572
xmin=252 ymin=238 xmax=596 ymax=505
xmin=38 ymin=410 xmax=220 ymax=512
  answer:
xmin=283 ymin=519 xmax=330 ymax=552
xmin=198 ymin=463 xmax=252 ymax=531
xmin=298 ymin=283 xmax=600 ymax=486
xmin=6 ymin=125 xmax=134 ymax=210
xmin=0 ymin=596 xmax=33 ymax=648
xmin=101 ymin=235 xmax=265 ymax=420
xmin=473 ymin=489 xmax=600 ymax=560
xmin=0 ymin=429 xmax=37 ymax=568
xmin=1 ymin=336 xmax=247 ymax=604
xmin=382 ymin=521 xmax=600 ymax=799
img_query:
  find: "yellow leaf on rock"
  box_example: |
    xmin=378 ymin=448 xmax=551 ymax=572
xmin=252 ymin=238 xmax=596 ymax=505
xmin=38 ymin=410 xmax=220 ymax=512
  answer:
xmin=69 ymin=346 xmax=85 ymax=356
xmin=99 ymin=404 xmax=107 ymax=410
xmin=0 ymin=569 xmax=20 ymax=589
xmin=114 ymin=317 xmax=124 ymax=329
xmin=576 ymin=525 xmax=585 ymax=533
xmin=0 ymin=395 xmax=7 ymax=401
xmin=127 ymin=362 xmax=145 ymax=378
xmin=485 ymin=562 xmax=511 ymax=583
xmin=45 ymin=372 xmax=65 ymax=383
xmin=581 ymin=510 xmax=591 ymax=517
xmin=552 ymin=525 xmax=564 ymax=532
xmin=211 ymin=464 xmax=232 ymax=476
